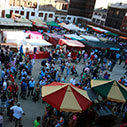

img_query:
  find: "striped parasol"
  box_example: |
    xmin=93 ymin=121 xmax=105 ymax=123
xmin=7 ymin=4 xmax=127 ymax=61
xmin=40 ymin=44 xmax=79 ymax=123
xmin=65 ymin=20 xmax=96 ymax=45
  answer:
xmin=42 ymin=82 xmax=92 ymax=112
xmin=91 ymin=79 xmax=127 ymax=103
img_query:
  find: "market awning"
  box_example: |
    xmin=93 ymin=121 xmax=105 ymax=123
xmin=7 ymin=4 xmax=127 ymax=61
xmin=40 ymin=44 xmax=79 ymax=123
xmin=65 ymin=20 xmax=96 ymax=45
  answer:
xmin=87 ymin=25 xmax=94 ymax=28
xmin=119 ymin=36 xmax=127 ymax=40
xmin=106 ymin=32 xmax=118 ymax=37
xmin=21 ymin=39 xmax=52 ymax=46
xmin=0 ymin=43 xmax=17 ymax=47
xmin=26 ymin=31 xmax=43 ymax=39
xmin=44 ymin=32 xmax=64 ymax=39
xmin=63 ymin=23 xmax=85 ymax=31
xmin=58 ymin=22 xmax=66 ymax=27
xmin=31 ymin=18 xmax=48 ymax=29
xmin=59 ymin=39 xmax=85 ymax=48
xmin=92 ymin=27 xmax=109 ymax=33
xmin=46 ymin=21 xmax=60 ymax=27
xmin=3 ymin=31 xmax=28 ymax=44
xmin=64 ymin=34 xmax=85 ymax=41
xmin=80 ymin=35 xmax=99 ymax=42
xmin=15 ymin=17 xmax=32 ymax=24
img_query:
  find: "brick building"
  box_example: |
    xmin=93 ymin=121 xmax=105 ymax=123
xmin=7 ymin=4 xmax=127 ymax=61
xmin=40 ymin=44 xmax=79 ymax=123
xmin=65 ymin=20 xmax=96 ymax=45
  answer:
xmin=105 ymin=3 xmax=127 ymax=30
xmin=68 ymin=0 xmax=96 ymax=19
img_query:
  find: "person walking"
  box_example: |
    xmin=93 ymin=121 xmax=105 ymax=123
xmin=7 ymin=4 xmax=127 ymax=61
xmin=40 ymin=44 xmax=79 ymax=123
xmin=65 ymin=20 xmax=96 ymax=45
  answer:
xmin=27 ymin=78 xmax=35 ymax=97
xmin=34 ymin=116 xmax=41 ymax=127
xmin=10 ymin=102 xmax=25 ymax=127
xmin=0 ymin=113 xmax=3 ymax=127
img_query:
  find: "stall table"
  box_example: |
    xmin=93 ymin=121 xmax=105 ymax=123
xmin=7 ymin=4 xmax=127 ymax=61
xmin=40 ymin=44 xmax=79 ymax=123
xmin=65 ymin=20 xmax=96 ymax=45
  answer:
xmin=26 ymin=52 xmax=50 ymax=59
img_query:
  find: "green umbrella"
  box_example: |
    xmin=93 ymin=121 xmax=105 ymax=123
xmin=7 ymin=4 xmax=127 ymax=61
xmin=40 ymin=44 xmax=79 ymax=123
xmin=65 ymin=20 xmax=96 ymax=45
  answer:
xmin=91 ymin=79 xmax=127 ymax=103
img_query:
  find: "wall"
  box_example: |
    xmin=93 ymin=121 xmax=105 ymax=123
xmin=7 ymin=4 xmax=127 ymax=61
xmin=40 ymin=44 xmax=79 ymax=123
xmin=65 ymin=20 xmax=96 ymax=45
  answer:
xmin=92 ymin=12 xmax=107 ymax=26
xmin=4 ymin=7 xmax=55 ymax=22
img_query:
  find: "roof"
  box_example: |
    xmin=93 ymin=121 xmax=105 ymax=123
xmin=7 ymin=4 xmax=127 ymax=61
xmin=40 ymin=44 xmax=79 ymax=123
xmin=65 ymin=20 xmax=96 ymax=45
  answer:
xmin=59 ymin=39 xmax=85 ymax=48
xmin=109 ymin=3 xmax=127 ymax=9
xmin=82 ymin=40 xmax=121 ymax=49
xmin=0 ymin=18 xmax=32 ymax=27
xmin=55 ymin=0 xmax=68 ymax=4
xmin=94 ymin=8 xmax=108 ymax=13
xmin=44 ymin=32 xmax=64 ymax=39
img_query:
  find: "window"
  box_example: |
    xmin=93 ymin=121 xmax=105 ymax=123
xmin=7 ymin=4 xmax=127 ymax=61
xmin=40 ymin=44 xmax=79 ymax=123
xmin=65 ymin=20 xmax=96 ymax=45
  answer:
xmin=49 ymin=14 xmax=53 ymax=18
xmin=96 ymin=19 xmax=100 ymax=24
xmin=102 ymin=15 xmax=106 ymax=19
xmin=92 ymin=18 xmax=96 ymax=22
xmin=31 ymin=12 xmax=35 ymax=16
xmin=67 ymin=17 xmax=71 ymax=20
xmin=98 ymin=13 xmax=101 ymax=16
xmin=20 ymin=11 xmax=24 ymax=15
xmin=61 ymin=17 xmax=65 ymax=19
xmin=39 ymin=13 xmax=43 ymax=17
xmin=15 ymin=10 xmax=19 ymax=13
xmin=100 ymin=21 xmax=104 ymax=25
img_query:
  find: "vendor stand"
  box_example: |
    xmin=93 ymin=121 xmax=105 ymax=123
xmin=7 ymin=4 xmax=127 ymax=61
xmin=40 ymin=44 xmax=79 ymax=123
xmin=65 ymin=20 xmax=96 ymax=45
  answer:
xmin=59 ymin=39 xmax=85 ymax=59
xmin=21 ymin=39 xmax=52 ymax=59
xmin=44 ymin=32 xmax=64 ymax=46
xmin=26 ymin=31 xmax=43 ymax=39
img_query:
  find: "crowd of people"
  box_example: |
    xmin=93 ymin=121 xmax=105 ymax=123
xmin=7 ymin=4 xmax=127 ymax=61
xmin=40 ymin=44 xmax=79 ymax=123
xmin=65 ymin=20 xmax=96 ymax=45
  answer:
xmin=0 ymin=28 xmax=126 ymax=127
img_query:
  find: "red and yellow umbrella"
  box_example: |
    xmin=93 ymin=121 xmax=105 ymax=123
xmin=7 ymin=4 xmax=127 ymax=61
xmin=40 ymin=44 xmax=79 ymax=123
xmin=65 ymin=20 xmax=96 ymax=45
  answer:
xmin=42 ymin=82 xmax=92 ymax=112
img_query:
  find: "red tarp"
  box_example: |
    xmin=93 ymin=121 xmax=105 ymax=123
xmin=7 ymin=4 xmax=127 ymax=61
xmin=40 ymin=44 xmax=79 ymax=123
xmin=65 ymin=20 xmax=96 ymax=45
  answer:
xmin=59 ymin=39 xmax=85 ymax=48
xmin=44 ymin=32 xmax=64 ymax=46
xmin=26 ymin=51 xmax=50 ymax=59
xmin=119 ymin=36 xmax=127 ymax=40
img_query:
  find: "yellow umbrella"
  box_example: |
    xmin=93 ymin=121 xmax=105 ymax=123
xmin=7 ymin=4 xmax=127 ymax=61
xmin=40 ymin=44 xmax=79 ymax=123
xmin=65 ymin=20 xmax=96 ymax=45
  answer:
xmin=42 ymin=82 xmax=92 ymax=112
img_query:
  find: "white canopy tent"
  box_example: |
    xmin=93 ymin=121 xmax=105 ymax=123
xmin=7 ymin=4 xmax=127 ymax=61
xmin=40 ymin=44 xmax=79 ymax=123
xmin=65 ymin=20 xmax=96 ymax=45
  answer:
xmin=80 ymin=35 xmax=100 ymax=42
xmin=21 ymin=39 xmax=52 ymax=53
xmin=21 ymin=39 xmax=52 ymax=46
xmin=63 ymin=23 xmax=85 ymax=32
xmin=3 ymin=31 xmax=28 ymax=44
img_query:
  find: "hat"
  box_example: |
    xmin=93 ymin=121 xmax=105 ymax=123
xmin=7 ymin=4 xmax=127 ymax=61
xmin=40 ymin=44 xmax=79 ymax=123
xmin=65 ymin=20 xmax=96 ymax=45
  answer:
xmin=17 ymin=102 xmax=21 ymax=106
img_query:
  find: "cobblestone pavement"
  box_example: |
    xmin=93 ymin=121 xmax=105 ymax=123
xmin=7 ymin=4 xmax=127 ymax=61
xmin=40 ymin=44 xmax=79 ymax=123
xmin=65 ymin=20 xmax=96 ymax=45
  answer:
xmin=2 ymin=59 xmax=126 ymax=127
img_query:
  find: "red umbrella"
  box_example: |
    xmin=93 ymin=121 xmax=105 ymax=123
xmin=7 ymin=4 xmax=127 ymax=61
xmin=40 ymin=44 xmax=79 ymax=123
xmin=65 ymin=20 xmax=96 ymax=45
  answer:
xmin=42 ymin=82 xmax=92 ymax=112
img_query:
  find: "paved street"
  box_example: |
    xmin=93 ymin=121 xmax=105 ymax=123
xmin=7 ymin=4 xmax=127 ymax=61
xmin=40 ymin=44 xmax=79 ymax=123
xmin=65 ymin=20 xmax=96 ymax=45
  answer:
xmin=3 ymin=58 xmax=126 ymax=127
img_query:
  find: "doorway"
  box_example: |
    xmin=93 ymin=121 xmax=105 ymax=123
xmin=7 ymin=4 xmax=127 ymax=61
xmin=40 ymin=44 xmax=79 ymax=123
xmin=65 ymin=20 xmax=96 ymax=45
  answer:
xmin=1 ymin=10 xmax=5 ymax=18
xmin=44 ymin=13 xmax=47 ymax=21
xmin=26 ymin=11 xmax=29 ymax=19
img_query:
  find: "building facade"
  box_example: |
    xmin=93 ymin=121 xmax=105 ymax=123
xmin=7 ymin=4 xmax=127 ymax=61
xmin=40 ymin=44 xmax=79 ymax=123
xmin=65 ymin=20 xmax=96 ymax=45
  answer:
xmin=120 ymin=13 xmax=127 ymax=33
xmin=68 ymin=0 xmax=96 ymax=19
xmin=105 ymin=3 xmax=127 ymax=30
xmin=9 ymin=0 xmax=68 ymax=11
xmin=92 ymin=8 xmax=107 ymax=26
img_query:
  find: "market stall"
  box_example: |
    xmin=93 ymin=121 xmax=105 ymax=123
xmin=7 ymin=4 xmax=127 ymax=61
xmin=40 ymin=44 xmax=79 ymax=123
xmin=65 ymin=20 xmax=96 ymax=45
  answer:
xmin=3 ymin=31 xmax=28 ymax=44
xmin=21 ymin=39 xmax=51 ymax=59
xmin=0 ymin=43 xmax=18 ymax=52
xmin=26 ymin=31 xmax=43 ymax=39
xmin=59 ymin=39 xmax=85 ymax=48
xmin=64 ymin=34 xmax=85 ymax=41
xmin=44 ymin=32 xmax=64 ymax=46
xmin=59 ymin=39 xmax=85 ymax=59
xmin=31 ymin=18 xmax=48 ymax=29
xmin=91 ymin=27 xmax=109 ymax=33
xmin=80 ymin=35 xmax=100 ymax=42
xmin=63 ymin=23 xmax=85 ymax=32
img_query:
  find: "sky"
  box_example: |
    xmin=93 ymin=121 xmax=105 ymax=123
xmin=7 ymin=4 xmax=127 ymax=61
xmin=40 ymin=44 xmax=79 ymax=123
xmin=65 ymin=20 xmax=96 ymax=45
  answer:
xmin=95 ymin=0 xmax=127 ymax=8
